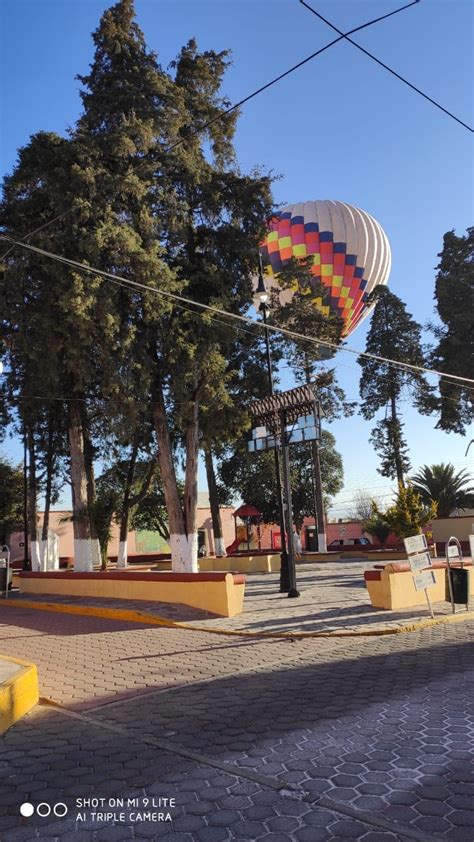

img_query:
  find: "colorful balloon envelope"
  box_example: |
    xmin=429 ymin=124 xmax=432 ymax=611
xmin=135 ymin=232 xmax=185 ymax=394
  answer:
xmin=259 ymin=200 xmax=391 ymax=337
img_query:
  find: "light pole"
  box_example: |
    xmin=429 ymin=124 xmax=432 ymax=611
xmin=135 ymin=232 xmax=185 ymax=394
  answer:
xmin=255 ymin=260 xmax=290 ymax=592
xmin=22 ymin=429 xmax=30 ymax=572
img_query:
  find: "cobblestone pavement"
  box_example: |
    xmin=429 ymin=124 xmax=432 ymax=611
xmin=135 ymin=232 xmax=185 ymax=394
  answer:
xmin=7 ymin=561 xmax=469 ymax=634
xmin=1 ymin=565 xmax=474 ymax=840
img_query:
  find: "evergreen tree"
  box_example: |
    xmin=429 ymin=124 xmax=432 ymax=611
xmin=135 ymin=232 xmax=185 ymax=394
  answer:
xmin=428 ymin=228 xmax=474 ymax=434
xmin=374 ymin=484 xmax=437 ymax=539
xmin=358 ymin=287 xmax=431 ymax=485
xmin=141 ymin=37 xmax=272 ymax=571
xmin=0 ymin=457 xmax=23 ymax=545
xmin=2 ymin=0 xmax=273 ymax=573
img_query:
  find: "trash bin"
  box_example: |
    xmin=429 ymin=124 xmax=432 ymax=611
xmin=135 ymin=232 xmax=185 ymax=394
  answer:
xmin=446 ymin=567 xmax=470 ymax=604
xmin=0 ymin=561 xmax=12 ymax=592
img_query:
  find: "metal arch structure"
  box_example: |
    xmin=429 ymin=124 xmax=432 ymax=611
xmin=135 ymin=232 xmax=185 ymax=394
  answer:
xmin=249 ymin=384 xmax=320 ymax=435
xmin=248 ymin=384 xmax=322 ymax=598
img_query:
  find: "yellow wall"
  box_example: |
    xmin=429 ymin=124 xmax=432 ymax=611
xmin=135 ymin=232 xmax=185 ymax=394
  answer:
xmin=0 ymin=656 xmax=39 ymax=734
xmin=199 ymin=554 xmax=281 ymax=573
xmin=18 ymin=574 xmax=245 ymax=618
xmin=366 ymin=567 xmax=473 ymax=611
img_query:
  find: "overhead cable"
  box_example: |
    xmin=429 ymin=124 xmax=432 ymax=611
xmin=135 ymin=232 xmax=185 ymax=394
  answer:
xmin=300 ymin=0 xmax=473 ymax=132
xmin=166 ymin=1 xmax=420 ymax=151
xmin=2 ymin=235 xmax=474 ymax=390
xmin=0 ymin=209 xmax=73 ymax=262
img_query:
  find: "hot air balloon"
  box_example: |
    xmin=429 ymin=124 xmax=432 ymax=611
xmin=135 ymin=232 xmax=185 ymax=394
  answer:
xmin=259 ymin=200 xmax=391 ymax=338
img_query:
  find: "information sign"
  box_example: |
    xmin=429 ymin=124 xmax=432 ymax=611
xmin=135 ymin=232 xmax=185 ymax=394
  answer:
xmin=448 ymin=544 xmax=460 ymax=558
xmin=403 ymin=534 xmax=427 ymax=555
xmin=408 ymin=551 xmax=432 ymax=574
xmin=404 ymin=533 xmax=433 ymax=617
xmin=413 ymin=570 xmax=436 ymax=591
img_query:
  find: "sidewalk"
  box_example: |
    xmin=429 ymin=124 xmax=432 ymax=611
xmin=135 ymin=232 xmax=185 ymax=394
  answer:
xmin=1 ymin=559 xmax=474 ymax=841
xmin=5 ymin=560 xmax=472 ymax=636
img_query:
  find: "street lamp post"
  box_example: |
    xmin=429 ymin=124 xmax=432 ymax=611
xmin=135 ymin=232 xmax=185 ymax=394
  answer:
xmin=22 ymin=429 xmax=30 ymax=572
xmin=255 ymin=261 xmax=290 ymax=592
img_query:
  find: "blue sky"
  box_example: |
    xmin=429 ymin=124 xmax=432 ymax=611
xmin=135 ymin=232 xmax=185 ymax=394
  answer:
xmin=1 ymin=0 xmax=473 ymax=516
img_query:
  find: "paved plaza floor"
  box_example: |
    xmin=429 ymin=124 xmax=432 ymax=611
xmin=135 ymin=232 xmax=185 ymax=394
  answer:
xmin=1 ymin=561 xmax=473 ymax=840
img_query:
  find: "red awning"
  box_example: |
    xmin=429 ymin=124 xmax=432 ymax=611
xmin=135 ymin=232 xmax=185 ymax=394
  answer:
xmin=233 ymin=505 xmax=262 ymax=519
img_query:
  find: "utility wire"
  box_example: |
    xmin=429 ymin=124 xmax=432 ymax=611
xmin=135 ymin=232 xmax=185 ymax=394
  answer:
xmin=0 ymin=209 xmax=73 ymax=262
xmin=166 ymin=1 xmax=420 ymax=152
xmin=300 ymin=0 xmax=473 ymax=132
xmin=2 ymin=234 xmax=474 ymax=391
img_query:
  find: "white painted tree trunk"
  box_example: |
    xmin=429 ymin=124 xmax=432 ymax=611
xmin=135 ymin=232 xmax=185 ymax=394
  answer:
xmin=69 ymin=400 xmax=93 ymax=572
xmin=214 ymin=537 xmax=227 ymax=558
xmin=152 ymin=383 xmax=200 ymax=576
xmin=39 ymin=539 xmax=48 ymax=571
xmin=318 ymin=533 xmax=327 ymax=553
xmin=90 ymin=538 xmax=101 ymax=568
xmin=48 ymin=535 xmax=59 ymax=570
xmin=39 ymin=536 xmax=59 ymax=571
xmin=170 ymin=533 xmax=198 ymax=573
xmin=74 ymin=539 xmax=93 ymax=572
xmin=30 ymin=541 xmax=42 ymax=572
xmin=117 ymin=540 xmax=128 ymax=568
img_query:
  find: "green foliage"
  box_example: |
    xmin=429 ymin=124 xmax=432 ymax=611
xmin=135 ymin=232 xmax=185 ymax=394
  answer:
xmin=374 ymin=484 xmax=437 ymax=539
xmin=89 ymin=491 xmax=119 ymax=569
xmin=97 ymin=457 xmax=173 ymax=542
xmin=0 ymin=456 xmax=24 ymax=544
xmin=130 ymin=489 xmax=172 ymax=541
xmin=427 ymin=228 xmax=474 ymax=434
xmin=218 ymin=430 xmax=343 ymax=530
xmin=411 ymin=463 xmax=474 ymax=518
xmin=362 ymin=503 xmax=391 ymax=548
xmin=358 ymin=287 xmax=431 ymax=483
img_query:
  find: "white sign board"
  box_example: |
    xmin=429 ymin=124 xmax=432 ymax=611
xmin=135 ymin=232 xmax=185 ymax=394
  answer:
xmin=448 ymin=544 xmax=460 ymax=558
xmin=404 ymin=534 xmax=427 ymax=555
xmin=409 ymin=551 xmax=432 ymax=573
xmin=413 ymin=570 xmax=436 ymax=591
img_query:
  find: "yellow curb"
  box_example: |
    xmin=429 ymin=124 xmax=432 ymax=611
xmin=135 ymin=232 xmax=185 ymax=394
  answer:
xmin=0 ymin=654 xmax=39 ymax=734
xmin=3 ymin=598 xmax=474 ymax=639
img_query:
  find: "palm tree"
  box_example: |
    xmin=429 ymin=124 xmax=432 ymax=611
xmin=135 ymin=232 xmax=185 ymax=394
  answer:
xmin=411 ymin=463 xmax=474 ymax=518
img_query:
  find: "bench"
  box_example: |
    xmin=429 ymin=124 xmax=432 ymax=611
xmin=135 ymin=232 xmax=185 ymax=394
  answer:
xmin=17 ymin=570 xmax=246 ymax=618
xmin=364 ymin=561 xmax=473 ymax=610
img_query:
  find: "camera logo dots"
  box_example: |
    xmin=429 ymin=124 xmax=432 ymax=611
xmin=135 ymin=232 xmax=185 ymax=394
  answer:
xmin=20 ymin=802 xmax=68 ymax=818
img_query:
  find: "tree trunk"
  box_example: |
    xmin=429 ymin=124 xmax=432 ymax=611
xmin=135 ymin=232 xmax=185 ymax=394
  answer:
xmin=304 ymin=361 xmax=327 ymax=552
xmin=152 ymin=381 xmax=197 ymax=572
xmin=117 ymin=437 xmax=139 ymax=568
xmin=68 ymin=399 xmax=93 ymax=571
xmin=183 ymin=394 xmax=200 ymax=568
xmin=26 ymin=427 xmax=41 ymax=571
xmin=390 ymin=389 xmax=405 ymax=487
xmin=40 ymin=412 xmax=54 ymax=568
xmin=80 ymin=404 xmax=101 ymax=567
xmin=311 ymin=439 xmax=327 ymax=553
xmin=204 ymin=445 xmax=226 ymax=557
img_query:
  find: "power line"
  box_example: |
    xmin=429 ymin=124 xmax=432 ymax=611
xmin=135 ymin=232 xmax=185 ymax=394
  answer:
xmin=0 ymin=209 xmax=73 ymax=262
xmin=166 ymin=1 xmax=419 ymax=152
xmin=300 ymin=0 xmax=473 ymax=133
xmin=2 ymin=235 xmax=474 ymax=391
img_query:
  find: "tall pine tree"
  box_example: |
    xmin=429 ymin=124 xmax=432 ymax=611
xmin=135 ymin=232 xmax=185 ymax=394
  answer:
xmin=358 ymin=287 xmax=431 ymax=485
